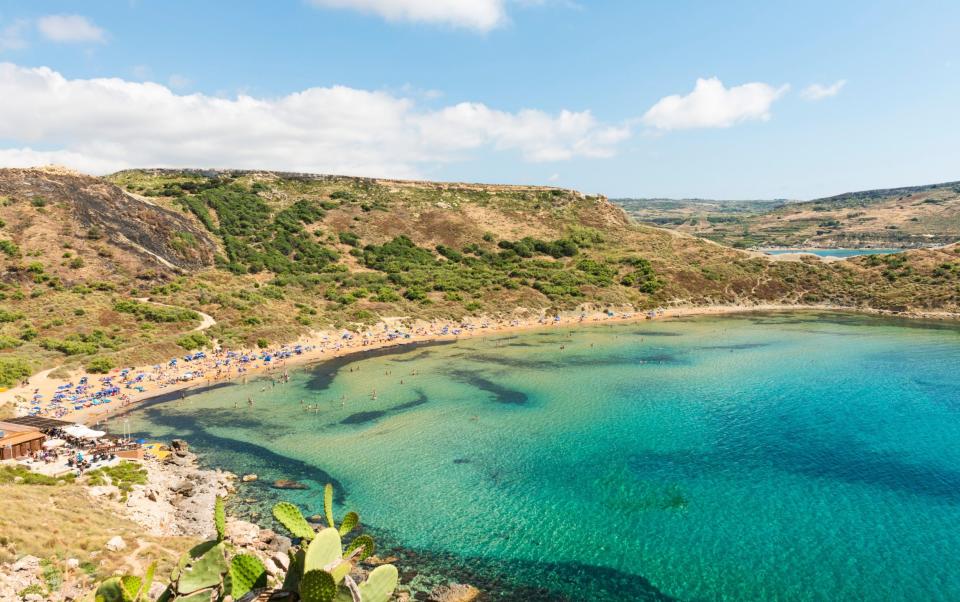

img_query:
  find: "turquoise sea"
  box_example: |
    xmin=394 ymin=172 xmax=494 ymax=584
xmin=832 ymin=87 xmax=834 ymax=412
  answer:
xmin=119 ymin=312 xmax=960 ymax=601
xmin=761 ymin=248 xmax=903 ymax=258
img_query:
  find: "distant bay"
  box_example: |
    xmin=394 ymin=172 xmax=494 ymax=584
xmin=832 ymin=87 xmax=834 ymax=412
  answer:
xmin=761 ymin=248 xmax=904 ymax=258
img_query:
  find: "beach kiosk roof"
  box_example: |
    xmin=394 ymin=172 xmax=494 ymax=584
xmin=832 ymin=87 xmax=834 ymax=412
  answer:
xmin=0 ymin=421 xmax=46 ymax=460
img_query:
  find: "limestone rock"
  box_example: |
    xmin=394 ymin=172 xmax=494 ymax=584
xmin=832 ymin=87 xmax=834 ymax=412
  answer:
xmin=11 ymin=555 xmax=40 ymax=572
xmin=225 ymin=519 xmax=261 ymax=547
xmin=428 ymin=584 xmax=481 ymax=602
xmin=241 ymin=474 xmax=258 ymax=482
xmin=105 ymin=536 xmax=127 ymax=552
xmin=170 ymin=479 xmax=195 ymax=496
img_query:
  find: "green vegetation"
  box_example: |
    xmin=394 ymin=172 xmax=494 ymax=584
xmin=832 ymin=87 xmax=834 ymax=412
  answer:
xmin=0 ymin=168 xmax=957 ymax=380
xmin=0 ymin=239 xmax=19 ymax=258
xmin=85 ymin=461 xmax=147 ymax=502
xmin=114 ymin=300 xmax=199 ymax=323
xmin=40 ymin=330 xmax=119 ymax=355
xmin=0 ymin=465 xmax=74 ymax=486
xmin=86 ymin=356 xmax=116 ymax=373
xmin=176 ymin=332 xmax=210 ymax=350
xmin=0 ymin=357 xmax=31 ymax=387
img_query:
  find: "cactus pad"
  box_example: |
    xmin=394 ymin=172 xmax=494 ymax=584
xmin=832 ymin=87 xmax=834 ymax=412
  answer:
xmin=214 ymin=496 xmax=226 ymax=542
xmin=324 ymin=483 xmax=335 ymax=530
xmin=300 ymin=569 xmax=337 ymax=602
xmin=305 ymin=527 xmax=342 ymax=573
xmin=176 ymin=542 xmax=228 ymax=594
xmin=93 ymin=577 xmax=125 ymax=602
xmin=229 ymin=553 xmax=268 ymax=598
xmin=282 ymin=548 xmax=305 ymax=593
xmin=120 ymin=575 xmax=143 ymax=601
xmin=141 ymin=562 xmax=156 ymax=601
xmin=338 ymin=511 xmax=359 ymax=536
xmin=345 ymin=534 xmax=375 ymax=561
xmin=357 ymin=564 xmax=399 ymax=602
xmin=272 ymin=501 xmax=315 ymax=540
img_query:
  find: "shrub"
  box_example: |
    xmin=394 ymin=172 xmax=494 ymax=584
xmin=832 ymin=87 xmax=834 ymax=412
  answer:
xmin=0 ymin=335 xmax=23 ymax=350
xmin=0 ymin=309 xmax=23 ymax=323
xmin=86 ymin=357 xmax=115 ymax=374
xmin=114 ymin=299 xmax=199 ymax=323
xmin=338 ymin=231 xmax=361 ymax=247
xmin=0 ymin=240 xmax=19 ymax=258
xmin=0 ymin=358 xmax=32 ymax=387
xmin=176 ymin=332 xmax=210 ymax=350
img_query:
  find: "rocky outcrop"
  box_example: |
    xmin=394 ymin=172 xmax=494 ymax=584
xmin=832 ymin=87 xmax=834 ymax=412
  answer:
xmin=428 ymin=583 xmax=482 ymax=602
xmin=122 ymin=447 xmax=235 ymax=537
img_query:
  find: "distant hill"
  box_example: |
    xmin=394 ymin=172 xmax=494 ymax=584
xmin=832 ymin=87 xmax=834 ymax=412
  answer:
xmin=614 ymin=198 xmax=789 ymax=231
xmin=614 ymin=180 xmax=960 ymax=249
xmin=0 ymin=167 xmax=957 ymax=382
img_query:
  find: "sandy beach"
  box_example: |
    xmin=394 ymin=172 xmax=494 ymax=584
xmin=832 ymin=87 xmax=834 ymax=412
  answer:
xmin=4 ymin=301 xmax=957 ymax=428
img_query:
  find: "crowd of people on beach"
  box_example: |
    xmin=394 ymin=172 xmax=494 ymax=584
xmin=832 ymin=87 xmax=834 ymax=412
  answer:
xmin=6 ymin=310 xmax=657 ymax=422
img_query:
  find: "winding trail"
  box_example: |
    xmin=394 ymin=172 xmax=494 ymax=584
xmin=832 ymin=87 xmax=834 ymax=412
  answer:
xmin=135 ymin=298 xmax=216 ymax=332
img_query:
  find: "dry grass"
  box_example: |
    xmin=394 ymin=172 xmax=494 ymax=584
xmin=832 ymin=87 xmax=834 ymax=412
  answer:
xmin=0 ymin=483 xmax=193 ymax=582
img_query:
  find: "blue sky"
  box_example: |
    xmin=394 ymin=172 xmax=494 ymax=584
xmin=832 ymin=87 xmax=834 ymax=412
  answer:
xmin=0 ymin=0 xmax=957 ymax=199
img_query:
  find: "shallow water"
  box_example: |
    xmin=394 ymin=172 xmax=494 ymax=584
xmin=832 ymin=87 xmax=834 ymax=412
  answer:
xmin=761 ymin=248 xmax=903 ymax=258
xmin=120 ymin=312 xmax=960 ymax=601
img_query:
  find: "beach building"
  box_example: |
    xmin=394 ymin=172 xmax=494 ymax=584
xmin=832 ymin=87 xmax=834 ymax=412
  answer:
xmin=0 ymin=421 xmax=46 ymax=460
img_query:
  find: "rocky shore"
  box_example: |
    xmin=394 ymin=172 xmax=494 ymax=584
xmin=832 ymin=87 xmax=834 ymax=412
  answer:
xmin=0 ymin=438 xmax=483 ymax=601
xmin=124 ymin=439 xmax=235 ymax=537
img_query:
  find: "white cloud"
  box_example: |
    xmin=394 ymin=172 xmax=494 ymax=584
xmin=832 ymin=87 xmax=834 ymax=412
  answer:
xmin=642 ymin=77 xmax=789 ymax=130
xmin=801 ymin=79 xmax=846 ymax=101
xmin=0 ymin=63 xmax=627 ymax=176
xmin=0 ymin=18 xmax=29 ymax=51
xmin=37 ymin=14 xmax=105 ymax=43
xmin=307 ymin=0 xmax=506 ymax=31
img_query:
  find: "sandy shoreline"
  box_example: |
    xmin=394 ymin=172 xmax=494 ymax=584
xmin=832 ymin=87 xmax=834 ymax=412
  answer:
xmin=4 ymin=302 xmax=958 ymax=428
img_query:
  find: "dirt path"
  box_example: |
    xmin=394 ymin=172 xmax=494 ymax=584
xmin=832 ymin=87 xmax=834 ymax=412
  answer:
xmin=135 ymin=298 xmax=216 ymax=332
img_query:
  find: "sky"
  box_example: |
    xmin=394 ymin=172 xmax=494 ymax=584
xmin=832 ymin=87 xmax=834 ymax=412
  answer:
xmin=0 ymin=0 xmax=958 ymax=199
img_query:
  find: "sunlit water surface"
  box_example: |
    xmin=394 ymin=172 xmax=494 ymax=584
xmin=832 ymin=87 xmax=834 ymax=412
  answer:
xmin=120 ymin=312 xmax=960 ymax=601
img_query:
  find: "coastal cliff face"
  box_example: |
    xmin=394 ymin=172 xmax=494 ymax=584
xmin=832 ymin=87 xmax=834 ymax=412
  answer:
xmin=0 ymin=167 xmax=958 ymax=381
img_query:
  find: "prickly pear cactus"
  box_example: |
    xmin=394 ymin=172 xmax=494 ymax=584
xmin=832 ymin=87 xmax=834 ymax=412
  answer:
xmin=93 ymin=577 xmax=126 ymax=602
xmin=338 ymin=511 xmax=359 ymax=536
xmin=357 ymin=565 xmax=399 ymax=602
xmin=345 ymin=534 xmax=375 ymax=561
xmin=300 ymin=569 xmax=337 ymax=602
xmin=229 ymin=553 xmax=268 ymax=598
xmin=214 ymin=496 xmax=226 ymax=542
xmin=282 ymin=547 xmax=305 ymax=593
xmin=324 ymin=483 xmax=335 ymax=530
xmin=273 ymin=501 xmax=316 ymax=540
xmin=176 ymin=541 xmax=228 ymax=595
xmin=304 ymin=528 xmax=342 ymax=574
